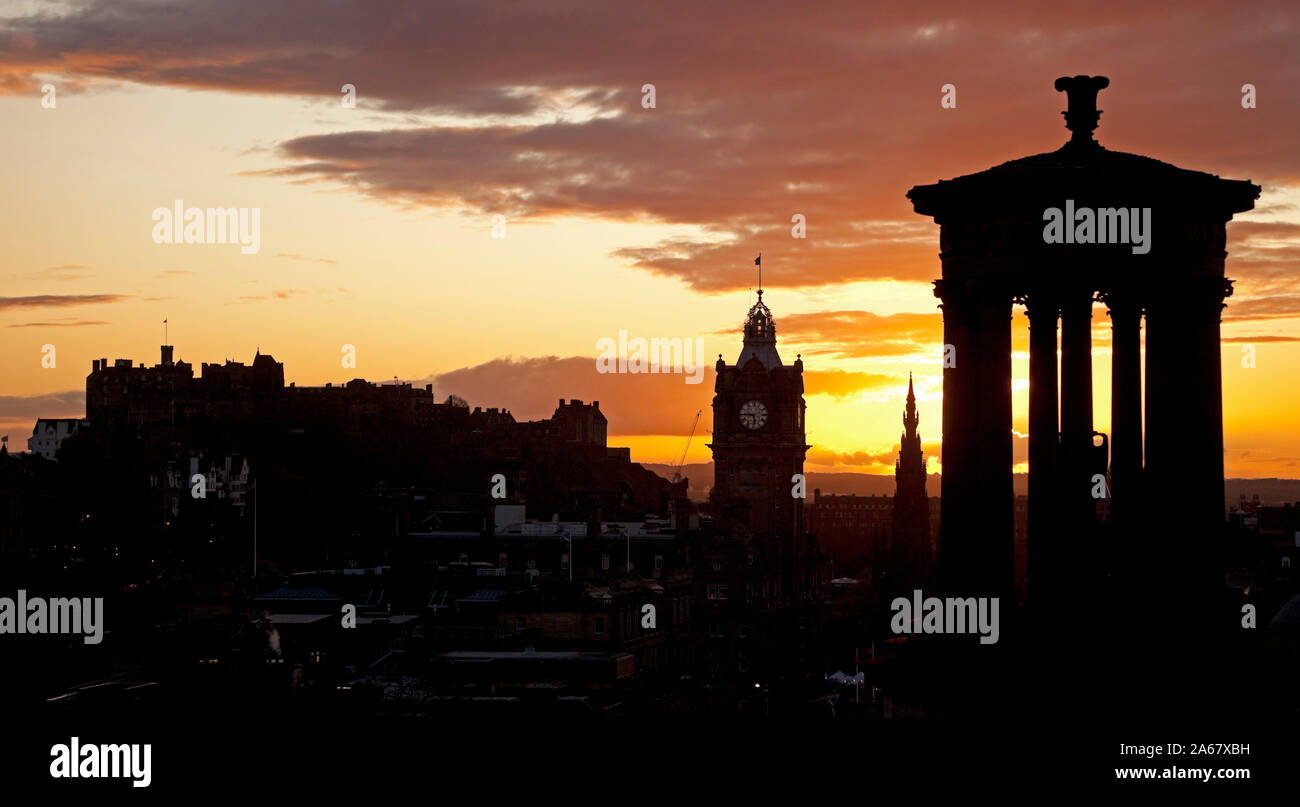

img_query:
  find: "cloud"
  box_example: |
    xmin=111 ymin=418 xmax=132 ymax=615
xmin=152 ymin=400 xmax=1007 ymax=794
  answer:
xmin=1225 ymin=220 xmax=1300 ymax=295
xmin=777 ymin=310 xmax=942 ymax=360
xmin=7 ymin=320 xmax=109 ymax=328
xmin=808 ymin=439 xmax=943 ymax=471
xmin=0 ymin=294 xmax=128 ymax=310
xmin=807 ymin=447 xmax=901 ymax=469
xmin=1224 ymin=295 xmax=1300 ymax=322
xmin=277 ymin=252 xmax=338 ymax=265
xmin=5 ymin=1 xmax=1297 ymax=294
xmin=27 ymin=264 xmax=92 ymax=281
xmin=235 ymin=288 xmax=307 ymax=302
xmin=431 ymin=355 xmax=714 ymax=436
xmin=1221 ymin=334 xmax=1300 ymax=343
xmin=803 ymin=369 xmax=898 ymax=397
xmin=0 ymin=390 xmax=85 ymax=421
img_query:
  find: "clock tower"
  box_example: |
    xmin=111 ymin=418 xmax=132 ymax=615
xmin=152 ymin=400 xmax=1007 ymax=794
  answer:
xmin=708 ymin=289 xmax=809 ymax=540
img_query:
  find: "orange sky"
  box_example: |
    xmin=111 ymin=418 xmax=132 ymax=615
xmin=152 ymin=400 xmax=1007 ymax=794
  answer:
xmin=2 ymin=1 xmax=1299 ymax=476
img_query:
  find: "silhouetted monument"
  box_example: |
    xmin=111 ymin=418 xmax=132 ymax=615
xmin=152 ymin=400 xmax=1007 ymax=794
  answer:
xmin=907 ymin=77 xmax=1259 ymax=678
xmin=889 ymin=373 xmax=932 ymax=592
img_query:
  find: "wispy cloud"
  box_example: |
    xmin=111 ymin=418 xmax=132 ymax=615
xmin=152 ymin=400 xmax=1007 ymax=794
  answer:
xmin=803 ymin=370 xmax=898 ymax=397
xmin=0 ymin=294 xmax=128 ymax=310
xmin=7 ymin=320 xmax=109 ymax=328
xmin=277 ymin=252 xmax=338 ymax=265
xmin=235 ymin=288 xmax=307 ymax=302
xmin=27 ymin=264 xmax=93 ymax=281
xmin=0 ymin=390 xmax=85 ymax=420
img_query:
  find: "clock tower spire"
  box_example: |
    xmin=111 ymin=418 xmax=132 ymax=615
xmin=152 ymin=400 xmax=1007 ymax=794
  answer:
xmin=708 ymin=287 xmax=809 ymax=542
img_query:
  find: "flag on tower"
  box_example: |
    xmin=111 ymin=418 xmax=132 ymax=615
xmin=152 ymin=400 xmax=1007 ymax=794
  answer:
xmin=754 ymin=255 xmax=761 ymax=266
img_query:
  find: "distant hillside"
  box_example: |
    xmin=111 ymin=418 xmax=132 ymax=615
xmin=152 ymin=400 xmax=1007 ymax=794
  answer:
xmin=642 ymin=461 xmax=1300 ymax=507
xmin=1225 ymin=478 xmax=1300 ymax=507
xmin=641 ymin=462 xmax=935 ymax=501
xmin=641 ymin=463 xmax=714 ymax=500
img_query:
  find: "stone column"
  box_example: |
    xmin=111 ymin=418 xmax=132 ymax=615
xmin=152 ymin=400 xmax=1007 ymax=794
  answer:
xmin=1024 ymin=292 xmax=1059 ymax=604
xmin=977 ymin=289 xmax=1015 ymax=606
xmin=1059 ymin=289 xmax=1095 ymax=529
xmin=935 ymin=278 xmax=1014 ymax=603
xmin=936 ymin=278 xmax=974 ymax=595
xmin=1105 ymin=293 xmax=1143 ymax=530
xmin=1142 ymin=267 xmax=1230 ymax=703
xmin=1145 ymin=273 xmax=1230 ymax=566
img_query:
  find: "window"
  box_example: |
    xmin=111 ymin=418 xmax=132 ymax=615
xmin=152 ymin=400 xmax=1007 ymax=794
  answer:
xmin=561 ymin=553 xmax=570 ymax=570
xmin=595 ymin=616 xmax=606 ymax=635
xmin=527 ymin=559 xmax=536 ymax=569
xmin=515 ymin=617 xmax=526 ymax=631
xmin=707 ymin=583 xmax=728 ymax=601
xmin=457 ymin=552 xmax=468 ymax=564
xmin=601 ymin=553 xmax=610 ymax=570
xmin=498 ymin=552 xmax=508 ymax=568
xmin=654 ymin=553 xmax=664 ymax=571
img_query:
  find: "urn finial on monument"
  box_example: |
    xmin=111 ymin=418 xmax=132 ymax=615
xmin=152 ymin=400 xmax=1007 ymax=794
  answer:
xmin=1054 ymin=75 xmax=1110 ymax=146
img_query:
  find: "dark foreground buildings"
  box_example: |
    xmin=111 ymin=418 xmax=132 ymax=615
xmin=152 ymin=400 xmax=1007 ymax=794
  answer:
xmin=2 ymin=291 xmax=845 ymax=718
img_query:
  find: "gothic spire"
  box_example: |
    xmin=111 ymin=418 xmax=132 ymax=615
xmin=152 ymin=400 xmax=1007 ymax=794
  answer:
xmin=903 ymin=372 xmax=918 ymax=438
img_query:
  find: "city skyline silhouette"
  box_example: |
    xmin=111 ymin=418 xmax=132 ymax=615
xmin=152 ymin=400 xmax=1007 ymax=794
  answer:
xmin=0 ymin=2 xmax=1295 ymax=789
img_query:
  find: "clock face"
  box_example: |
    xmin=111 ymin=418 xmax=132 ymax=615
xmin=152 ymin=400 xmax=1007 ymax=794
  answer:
xmin=739 ymin=400 xmax=768 ymax=430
